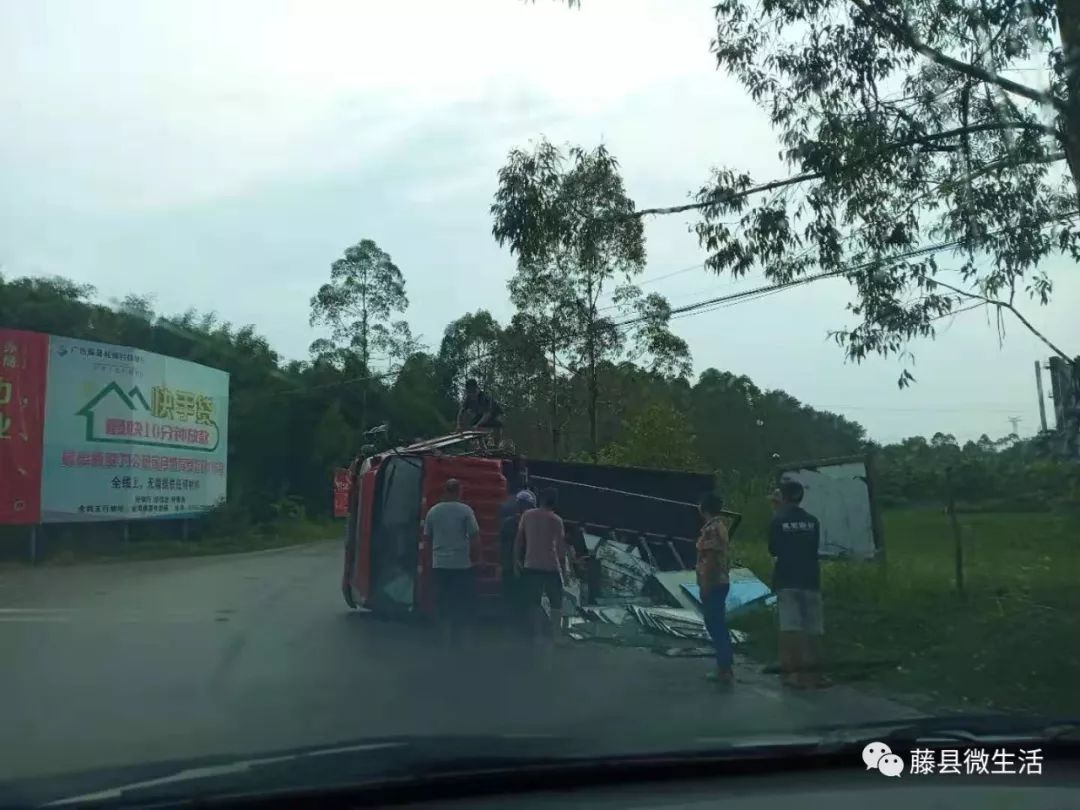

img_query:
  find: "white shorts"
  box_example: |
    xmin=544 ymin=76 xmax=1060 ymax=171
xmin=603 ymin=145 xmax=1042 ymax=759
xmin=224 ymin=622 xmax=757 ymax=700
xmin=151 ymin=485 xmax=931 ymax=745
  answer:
xmin=777 ymin=588 xmax=824 ymax=635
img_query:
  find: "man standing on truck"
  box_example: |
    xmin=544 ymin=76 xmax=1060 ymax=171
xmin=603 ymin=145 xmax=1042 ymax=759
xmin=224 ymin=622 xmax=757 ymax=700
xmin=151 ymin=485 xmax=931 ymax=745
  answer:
xmin=769 ymin=479 xmax=826 ymax=689
xmin=423 ymin=478 xmax=481 ymax=650
xmin=457 ymin=378 xmax=504 ymax=445
xmin=514 ymin=488 xmax=569 ymax=651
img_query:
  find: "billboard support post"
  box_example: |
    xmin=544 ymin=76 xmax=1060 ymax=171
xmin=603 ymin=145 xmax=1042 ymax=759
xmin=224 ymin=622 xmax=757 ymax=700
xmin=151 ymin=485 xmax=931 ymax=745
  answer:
xmin=28 ymin=525 xmax=38 ymax=564
xmin=1035 ymin=360 xmax=1048 ymax=433
xmin=181 ymin=520 xmax=189 ymax=541
xmin=865 ymin=448 xmax=886 ymax=569
xmin=122 ymin=521 xmax=130 ymax=544
xmin=945 ymin=466 xmax=965 ymax=598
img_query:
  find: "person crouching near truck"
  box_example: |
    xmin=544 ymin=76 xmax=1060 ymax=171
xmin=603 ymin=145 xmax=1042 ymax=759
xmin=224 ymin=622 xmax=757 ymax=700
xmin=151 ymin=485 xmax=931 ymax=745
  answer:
xmin=770 ymin=479 xmax=828 ymax=689
xmin=514 ymin=487 xmax=569 ymax=652
xmin=696 ymin=492 xmax=734 ymax=689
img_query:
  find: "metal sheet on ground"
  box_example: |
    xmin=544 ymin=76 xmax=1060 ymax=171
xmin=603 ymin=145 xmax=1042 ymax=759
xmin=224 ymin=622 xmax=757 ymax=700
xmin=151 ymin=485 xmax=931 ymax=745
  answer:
xmin=681 ymin=567 xmax=775 ymax=616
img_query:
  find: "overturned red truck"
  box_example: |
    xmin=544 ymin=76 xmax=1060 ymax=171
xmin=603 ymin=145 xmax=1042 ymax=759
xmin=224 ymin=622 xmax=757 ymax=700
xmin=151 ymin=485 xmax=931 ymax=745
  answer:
xmin=340 ymin=431 xmax=736 ymax=617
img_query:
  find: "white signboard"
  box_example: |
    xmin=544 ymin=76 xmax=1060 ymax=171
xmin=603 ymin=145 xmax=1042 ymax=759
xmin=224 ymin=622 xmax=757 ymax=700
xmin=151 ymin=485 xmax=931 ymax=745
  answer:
xmin=780 ymin=460 xmax=876 ymax=559
xmin=40 ymin=336 xmax=229 ymax=522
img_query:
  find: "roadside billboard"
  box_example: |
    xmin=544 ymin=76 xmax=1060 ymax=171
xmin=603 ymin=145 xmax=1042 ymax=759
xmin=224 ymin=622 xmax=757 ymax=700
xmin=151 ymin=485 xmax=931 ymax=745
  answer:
xmin=0 ymin=331 xmax=49 ymax=523
xmin=777 ymin=454 xmax=883 ymax=560
xmin=0 ymin=329 xmax=229 ymax=524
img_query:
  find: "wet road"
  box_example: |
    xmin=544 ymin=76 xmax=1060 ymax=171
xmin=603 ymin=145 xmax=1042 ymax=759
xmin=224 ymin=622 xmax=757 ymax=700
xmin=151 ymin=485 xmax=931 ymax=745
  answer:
xmin=0 ymin=541 xmax=918 ymax=782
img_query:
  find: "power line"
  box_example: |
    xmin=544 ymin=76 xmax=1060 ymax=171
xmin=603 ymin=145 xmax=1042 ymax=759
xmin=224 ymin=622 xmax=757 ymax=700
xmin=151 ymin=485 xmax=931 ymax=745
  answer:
xmin=629 ymin=123 xmax=1064 ymax=220
xmin=592 ymin=260 xmax=711 ymax=313
xmin=597 ymin=265 xmax=757 ymax=314
xmin=613 ymin=239 xmax=956 ymax=329
xmin=635 ymin=261 xmax=707 ymax=288
xmin=614 ymin=269 xmax=843 ymax=329
xmin=665 ymin=282 xmax=805 ymax=324
xmin=823 ymin=404 xmax=1029 ymax=413
xmin=612 ymin=212 xmax=1078 ymax=329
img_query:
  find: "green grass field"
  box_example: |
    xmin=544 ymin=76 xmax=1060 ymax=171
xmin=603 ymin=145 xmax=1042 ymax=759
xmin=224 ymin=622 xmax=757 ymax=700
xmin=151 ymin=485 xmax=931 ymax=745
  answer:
xmin=729 ymin=507 xmax=1080 ymax=717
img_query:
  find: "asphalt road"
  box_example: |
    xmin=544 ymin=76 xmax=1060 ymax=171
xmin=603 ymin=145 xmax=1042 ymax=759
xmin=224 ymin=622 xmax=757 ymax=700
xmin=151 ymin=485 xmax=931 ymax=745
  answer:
xmin=0 ymin=541 xmax=920 ymax=783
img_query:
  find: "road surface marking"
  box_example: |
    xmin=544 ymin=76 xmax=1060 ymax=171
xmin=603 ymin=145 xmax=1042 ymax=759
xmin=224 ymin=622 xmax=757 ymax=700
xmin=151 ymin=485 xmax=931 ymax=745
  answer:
xmin=46 ymin=742 xmax=405 ymax=806
xmin=0 ymin=616 xmax=72 ymax=623
xmin=0 ymin=608 xmax=233 ymax=624
xmin=746 ymin=683 xmax=784 ymax=701
xmin=0 ymin=608 xmax=73 ymax=622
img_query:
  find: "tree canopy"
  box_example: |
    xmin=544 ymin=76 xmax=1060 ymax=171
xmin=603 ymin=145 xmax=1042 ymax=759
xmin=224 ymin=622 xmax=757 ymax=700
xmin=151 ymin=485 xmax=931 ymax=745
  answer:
xmin=599 ymin=403 xmax=704 ymax=471
xmin=309 ymin=239 xmax=409 ymax=367
xmin=492 ymin=138 xmax=690 ymax=456
xmin=308 ymin=238 xmax=411 ymax=429
xmin=538 ymin=0 xmax=1078 ymax=383
xmin=696 ymin=0 xmax=1079 ymax=382
xmin=1 ymin=270 xmax=878 ymax=522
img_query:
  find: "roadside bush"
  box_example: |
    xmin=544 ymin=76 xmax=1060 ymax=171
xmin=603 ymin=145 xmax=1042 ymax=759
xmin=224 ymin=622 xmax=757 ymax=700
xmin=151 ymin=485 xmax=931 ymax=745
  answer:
xmin=267 ymin=495 xmax=306 ymax=524
xmin=194 ymin=499 xmax=251 ymax=540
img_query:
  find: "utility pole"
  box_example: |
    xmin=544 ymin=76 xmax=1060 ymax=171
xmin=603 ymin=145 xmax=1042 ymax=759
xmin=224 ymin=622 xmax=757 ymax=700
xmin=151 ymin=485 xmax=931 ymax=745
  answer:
xmin=1034 ymin=360 xmax=1048 ymax=433
xmin=1007 ymin=416 xmax=1022 ymax=436
xmin=945 ymin=467 xmax=964 ymax=598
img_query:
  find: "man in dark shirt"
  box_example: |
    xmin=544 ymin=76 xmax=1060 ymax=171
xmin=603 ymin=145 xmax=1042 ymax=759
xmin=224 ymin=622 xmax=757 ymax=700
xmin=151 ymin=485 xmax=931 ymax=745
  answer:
xmin=457 ymin=378 xmax=504 ymax=444
xmin=499 ymin=489 xmax=536 ymax=638
xmin=768 ymin=479 xmax=826 ymax=689
xmin=498 ymin=476 xmax=525 ymax=524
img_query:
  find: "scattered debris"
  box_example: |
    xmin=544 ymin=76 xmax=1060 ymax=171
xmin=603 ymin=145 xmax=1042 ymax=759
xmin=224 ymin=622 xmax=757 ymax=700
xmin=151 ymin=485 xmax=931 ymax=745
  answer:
xmin=561 ymin=576 xmax=583 ymax=611
xmin=593 ymin=538 xmax=655 ymax=598
xmin=579 ymin=605 xmax=631 ymax=624
xmin=680 ymin=567 xmax=775 ymax=616
xmin=657 ymin=632 xmax=748 ymax=658
xmin=657 ymin=646 xmax=715 ymax=658
xmin=643 ymin=570 xmax=698 ymax=611
xmin=581 ymin=532 xmax=604 ymax=553
xmin=627 ymin=605 xmax=708 ymax=641
xmin=562 ymin=533 xmax=771 ymax=656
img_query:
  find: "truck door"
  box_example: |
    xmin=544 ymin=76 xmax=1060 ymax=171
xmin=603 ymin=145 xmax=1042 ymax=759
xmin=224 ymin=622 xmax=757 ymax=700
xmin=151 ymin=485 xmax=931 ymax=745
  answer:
xmin=368 ymin=455 xmax=424 ymax=613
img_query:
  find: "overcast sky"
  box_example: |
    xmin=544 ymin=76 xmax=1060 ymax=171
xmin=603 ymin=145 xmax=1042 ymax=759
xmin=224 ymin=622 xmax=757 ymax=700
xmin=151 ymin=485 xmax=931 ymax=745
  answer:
xmin=3 ymin=0 xmax=1077 ymax=444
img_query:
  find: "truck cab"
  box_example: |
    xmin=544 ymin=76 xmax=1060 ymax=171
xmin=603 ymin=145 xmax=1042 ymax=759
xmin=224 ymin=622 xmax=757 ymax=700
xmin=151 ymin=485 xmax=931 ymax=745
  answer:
xmin=342 ymin=432 xmax=726 ymax=617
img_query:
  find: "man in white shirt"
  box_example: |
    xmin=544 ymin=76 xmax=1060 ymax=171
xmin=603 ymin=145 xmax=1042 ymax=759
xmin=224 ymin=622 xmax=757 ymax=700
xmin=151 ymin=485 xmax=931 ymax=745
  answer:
xmin=423 ymin=478 xmax=480 ymax=648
